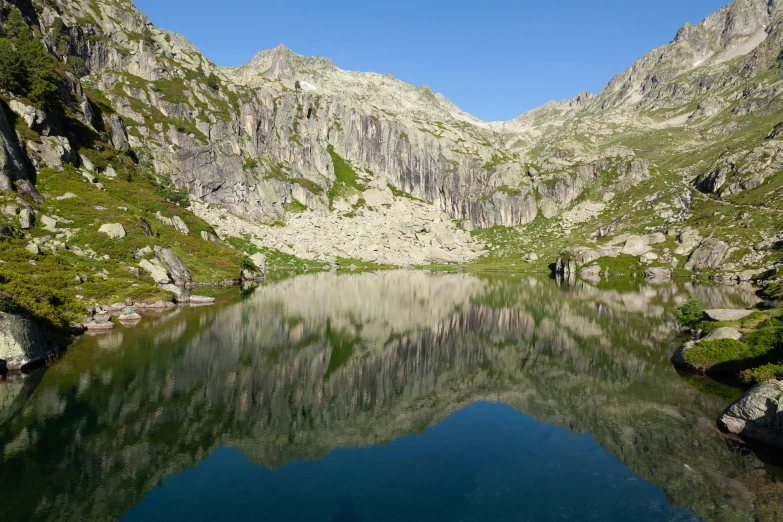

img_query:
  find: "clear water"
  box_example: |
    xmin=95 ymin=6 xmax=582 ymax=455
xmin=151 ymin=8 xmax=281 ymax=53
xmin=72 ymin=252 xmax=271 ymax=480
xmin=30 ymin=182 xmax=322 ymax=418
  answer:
xmin=1 ymin=272 xmax=780 ymax=521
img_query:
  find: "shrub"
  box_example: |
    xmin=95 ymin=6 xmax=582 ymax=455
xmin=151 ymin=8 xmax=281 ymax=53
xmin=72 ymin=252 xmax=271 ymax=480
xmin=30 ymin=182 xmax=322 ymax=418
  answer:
xmin=206 ymin=72 xmax=219 ymax=91
xmin=740 ymin=364 xmax=783 ymax=384
xmin=675 ymin=298 xmax=703 ymax=327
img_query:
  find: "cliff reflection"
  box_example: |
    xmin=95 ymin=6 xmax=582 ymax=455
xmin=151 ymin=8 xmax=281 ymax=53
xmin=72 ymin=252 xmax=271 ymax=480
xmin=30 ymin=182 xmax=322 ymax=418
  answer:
xmin=0 ymin=272 xmax=777 ymax=522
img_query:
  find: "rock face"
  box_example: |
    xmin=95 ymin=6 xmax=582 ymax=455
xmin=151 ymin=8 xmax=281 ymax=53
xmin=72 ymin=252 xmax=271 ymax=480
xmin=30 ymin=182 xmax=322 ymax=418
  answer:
xmin=719 ymin=381 xmax=783 ymax=449
xmin=0 ymin=105 xmax=28 ymax=191
xmin=0 ymin=312 xmax=54 ymax=371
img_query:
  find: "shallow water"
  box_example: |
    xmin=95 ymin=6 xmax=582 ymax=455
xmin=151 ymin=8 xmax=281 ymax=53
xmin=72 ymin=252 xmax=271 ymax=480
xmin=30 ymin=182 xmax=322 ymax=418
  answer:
xmin=1 ymin=272 xmax=781 ymax=521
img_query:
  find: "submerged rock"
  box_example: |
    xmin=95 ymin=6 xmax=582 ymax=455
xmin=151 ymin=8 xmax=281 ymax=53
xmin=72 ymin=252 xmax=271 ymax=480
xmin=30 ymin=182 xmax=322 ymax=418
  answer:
xmin=0 ymin=312 xmax=55 ymax=371
xmin=719 ymin=380 xmax=783 ymax=449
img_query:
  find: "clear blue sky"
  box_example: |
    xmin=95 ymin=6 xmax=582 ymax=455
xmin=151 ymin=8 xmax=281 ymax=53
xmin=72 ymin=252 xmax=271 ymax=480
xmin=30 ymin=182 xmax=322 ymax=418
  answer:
xmin=134 ymin=0 xmax=729 ymax=121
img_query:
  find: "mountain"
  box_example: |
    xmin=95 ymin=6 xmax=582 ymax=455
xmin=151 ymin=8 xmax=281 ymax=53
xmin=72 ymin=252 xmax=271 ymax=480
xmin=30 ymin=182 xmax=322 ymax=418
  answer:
xmin=0 ymin=0 xmax=782 ymax=322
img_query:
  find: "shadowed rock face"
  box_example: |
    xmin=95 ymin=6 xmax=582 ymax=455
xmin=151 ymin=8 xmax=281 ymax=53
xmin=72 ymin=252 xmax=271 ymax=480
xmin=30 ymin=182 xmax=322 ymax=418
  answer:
xmin=0 ymin=272 xmax=779 ymax=522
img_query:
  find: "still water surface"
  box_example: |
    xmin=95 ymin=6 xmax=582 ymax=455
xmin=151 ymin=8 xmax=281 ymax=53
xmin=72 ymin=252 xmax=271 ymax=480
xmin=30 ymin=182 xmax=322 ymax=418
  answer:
xmin=1 ymin=272 xmax=781 ymax=521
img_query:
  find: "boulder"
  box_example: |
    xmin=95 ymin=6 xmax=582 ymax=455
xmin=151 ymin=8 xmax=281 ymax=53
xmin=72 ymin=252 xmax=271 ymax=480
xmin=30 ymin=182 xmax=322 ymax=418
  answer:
xmin=674 ymin=228 xmax=702 ymax=256
xmin=140 ymin=218 xmax=154 ymax=237
xmin=25 ymin=243 xmax=40 ymax=255
xmin=702 ymin=327 xmax=743 ymax=341
xmin=139 ymin=259 xmax=171 ymax=284
xmin=640 ymin=252 xmax=659 ymax=264
xmin=18 ymin=207 xmax=34 ymax=229
xmin=671 ymin=341 xmax=699 ymax=371
xmin=249 ymin=252 xmax=267 ymax=273
xmin=643 ymin=267 xmax=671 ymax=283
xmin=621 ymin=235 xmax=652 ymax=256
xmin=155 ymin=212 xmax=189 ymax=235
xmin=117 ymin=307 xmax=142 ymax=323
xmin=8 ymin=100 xmax=50 ymax=135
xmin=27 ymin=136 xmax=76 ymax=170
xmin=684 ymin=238 xmax=729 ymax=271
xmin=16 ymin=179 xmax=44 ymax=204
xmin=0 ymin=312 xmax=55 ymax=370
xmin=98 ymin=223 xmax=126 ymax=239
xmin=201 ymin=230 xmax=219 ymax=242
xmin=84 ymin=320 xmax=114 ymax=332
xmin=704 ymin=309 xmax=754 ymax=322
xmin=154 ymin=246 xmax=191 ymax=286
xmin=718 ymin=381 xmax=783 ymax=449
xmin=523 ymin=253 xmax=539 ymax=263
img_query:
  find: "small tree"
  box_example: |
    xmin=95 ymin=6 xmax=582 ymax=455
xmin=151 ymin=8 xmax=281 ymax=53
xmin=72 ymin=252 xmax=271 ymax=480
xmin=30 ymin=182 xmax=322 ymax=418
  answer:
xmin=675 ymin=298 xmax=704 ymax=327
xmin=294 ymin=80 xmax=301 ymax=91
xmin=206 ymin=72 xmax=219 ymax=90
xmin=0 ymin=39 xmax=26 ymax=93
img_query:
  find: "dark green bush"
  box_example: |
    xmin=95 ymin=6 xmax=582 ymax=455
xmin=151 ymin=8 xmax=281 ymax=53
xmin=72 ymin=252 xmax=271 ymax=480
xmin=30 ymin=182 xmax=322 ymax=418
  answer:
xmin=675 ymin=298 xmax=703 ymax=327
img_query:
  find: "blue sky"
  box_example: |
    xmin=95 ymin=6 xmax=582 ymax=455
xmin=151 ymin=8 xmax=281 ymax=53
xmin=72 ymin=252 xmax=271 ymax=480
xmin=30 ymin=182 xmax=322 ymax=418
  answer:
xmin=134 ymin=0 xmax=729 ymax=121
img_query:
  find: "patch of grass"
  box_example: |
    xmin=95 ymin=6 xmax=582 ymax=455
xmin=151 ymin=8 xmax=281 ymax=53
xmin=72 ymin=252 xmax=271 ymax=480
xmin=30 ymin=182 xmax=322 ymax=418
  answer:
xmin=684 ymin=339 xmax=749 ymax=369
xmin=284 ymin=199 xmax=308 ymax=214
xmin=740 ymin=364 xmax=783 ymax=384
xmin=326 ymin=145 xmax=365 ymax=208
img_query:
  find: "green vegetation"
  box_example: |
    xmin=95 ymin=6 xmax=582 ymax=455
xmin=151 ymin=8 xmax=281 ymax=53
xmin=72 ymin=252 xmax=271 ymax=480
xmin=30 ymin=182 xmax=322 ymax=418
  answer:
xmin=0 ymin=8 xmax=61 ymax=109
xmin=326 ymin=144 xmax=365 ymax=208
xmin=675 ymin=299 xmax=704 ymax=327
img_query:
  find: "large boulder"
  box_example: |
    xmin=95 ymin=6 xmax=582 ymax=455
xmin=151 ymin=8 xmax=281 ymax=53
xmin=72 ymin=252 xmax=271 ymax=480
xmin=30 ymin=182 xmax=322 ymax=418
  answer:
xmin=16 ymin=179 xmax=44 ymax=204
xmin=621 ymin=235 xmax=652 ymax=256
xmin=8 ymin=100 xmax=51 ymax=135
xmin=154 ymin=246 xmax=191 ymax=286
xmin=139 ymin=258 xmax=171 ymax=284
xmin=27 ymin=136 xmax=76 ymax=170
xmin=703 ymin=309 xmax=754 ymax=321
xmin=98 ymin=223 xmax=126 ymax=239
xmin=683 ymin=238 xmax=729 ymax=271
xmin=719 ymin=380 xmax=783 ymax=449
xmin=0 ymin=312 xmax=55 ymax=371
xmin=702 ymin=327 xmax=743 ymax=341
xmin=18 ymin=207 xmax=34 ymax=229
xmin=155 ymin=212 xmax=189 ymax=235
xmin=674 ymin=228 xmax=703 ymax=256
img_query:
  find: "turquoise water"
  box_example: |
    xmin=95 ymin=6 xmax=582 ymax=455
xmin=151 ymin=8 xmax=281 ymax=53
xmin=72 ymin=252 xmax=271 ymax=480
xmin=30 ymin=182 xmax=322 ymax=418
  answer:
xmin=0 ymin=272 xmax=778 ymax=521
xmin=124 ymin=403 xmax=697 ymax=521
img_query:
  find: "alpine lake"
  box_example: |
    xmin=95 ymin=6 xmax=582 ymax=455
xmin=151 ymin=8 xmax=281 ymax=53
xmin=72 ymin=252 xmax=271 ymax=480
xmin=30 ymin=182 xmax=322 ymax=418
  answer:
xmin=1 ymin=271 xmax=781 ymax=521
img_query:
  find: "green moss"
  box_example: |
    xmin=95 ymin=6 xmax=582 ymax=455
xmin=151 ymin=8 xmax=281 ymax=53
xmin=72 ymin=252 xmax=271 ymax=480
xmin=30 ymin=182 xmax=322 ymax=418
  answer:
xmin=326 ymin=145 xmax=365 ymax=208
xmin=684 ymin=339 xmax=749 ymax=369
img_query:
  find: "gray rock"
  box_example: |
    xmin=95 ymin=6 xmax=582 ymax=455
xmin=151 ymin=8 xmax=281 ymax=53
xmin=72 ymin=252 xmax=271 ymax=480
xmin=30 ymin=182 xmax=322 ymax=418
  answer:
xmin=249 ymin=253 xmax=267 ymax=274
xmin=18 ymin=207 xmax=34 ymax=229
xmin=702 ymin=327 xmax=743 ymax=341
xmin=105 ymin=114 xmax=130 ymax=151
xmin=154 ymin=246 xmax=192 ymax=286
xmin=201 ymin=230 xmax=219 ymax=242
xmin=155 ymin=212 xmax=189 ymax=235
xmin=16 ymin=179 xmax=44 ymax=205
xmin=719 ymin=380 xmax=783 ymax=449
xmin=84 ymin=320 xmax=114 ymax=332
xmin=139 ymin=259 xmax=170 ymax=284
xmin=704 ymin=309 xmax=754 ymax=322
xmin=27 ymin=136 xmax=76 ymax=170
xmin=80 ymin=100 xmax=99 ymax=130
xmin=684 ymin=238 xmax=729 ymax=271
xmin=621 ymin=235 xmax=652 ymax=256
xmin=0 ymin=312 xmax=55 ymax=371
xmin=0 ymin=104 xmax=28 ymax=191
xmin=9 ymin=100 xmax=50 ymax=135
xmin=674 ymin=228 xmax=702 ymax=256
xmin=25 ymin=243 xmax=40 ymax=255
xmin=523 ymin=253 xmax=539 ymax=263
xmin=189 ymin=296 xmax=216 ymax=305
xmin=98 ymin=223 xmax=126 ymax=239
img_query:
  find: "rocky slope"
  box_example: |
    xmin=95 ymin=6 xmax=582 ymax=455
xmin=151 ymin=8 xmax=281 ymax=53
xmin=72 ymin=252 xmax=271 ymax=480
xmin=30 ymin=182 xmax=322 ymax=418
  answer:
xmin=1 ymin=0 xmax=783 ymax=281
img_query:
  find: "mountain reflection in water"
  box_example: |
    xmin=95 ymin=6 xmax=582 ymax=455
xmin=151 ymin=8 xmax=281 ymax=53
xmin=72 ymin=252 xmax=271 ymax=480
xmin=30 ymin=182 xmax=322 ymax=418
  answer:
xmin=0 ymin=271 xmax=780 ymax=522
